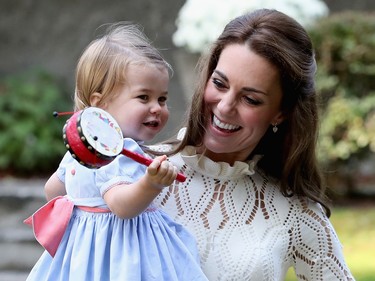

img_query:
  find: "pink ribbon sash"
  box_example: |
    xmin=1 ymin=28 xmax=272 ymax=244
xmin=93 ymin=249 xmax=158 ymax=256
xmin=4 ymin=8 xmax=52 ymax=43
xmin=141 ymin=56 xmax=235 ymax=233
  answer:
xmin=24 ymin=196 xmax=74 ymax=257
xmin=24 ymin=196 xmax=110 ymax=257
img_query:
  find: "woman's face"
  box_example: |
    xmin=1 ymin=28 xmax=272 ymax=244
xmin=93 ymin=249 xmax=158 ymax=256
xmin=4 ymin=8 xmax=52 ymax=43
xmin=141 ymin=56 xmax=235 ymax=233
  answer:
xmin=200 ymin=43 xmax=284 ymax=164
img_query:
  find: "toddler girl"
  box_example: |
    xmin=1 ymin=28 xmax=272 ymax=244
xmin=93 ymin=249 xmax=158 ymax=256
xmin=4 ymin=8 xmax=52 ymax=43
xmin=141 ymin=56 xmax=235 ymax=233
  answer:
xmin=25 ymin=23 xmax=207 ymax=281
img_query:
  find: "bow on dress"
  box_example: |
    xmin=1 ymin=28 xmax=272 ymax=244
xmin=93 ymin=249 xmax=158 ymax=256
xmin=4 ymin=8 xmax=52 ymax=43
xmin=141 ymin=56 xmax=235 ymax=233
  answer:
xmin=25 ymin=196 xmax=111 ymax=257
xmin=24 ymin=196 xmax=74 ymax=257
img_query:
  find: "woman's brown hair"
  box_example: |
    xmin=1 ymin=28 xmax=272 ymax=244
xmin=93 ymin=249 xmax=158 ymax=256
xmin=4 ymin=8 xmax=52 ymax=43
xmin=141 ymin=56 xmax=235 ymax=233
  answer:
xmin=175 ymin=9 xmax=330 ymax=215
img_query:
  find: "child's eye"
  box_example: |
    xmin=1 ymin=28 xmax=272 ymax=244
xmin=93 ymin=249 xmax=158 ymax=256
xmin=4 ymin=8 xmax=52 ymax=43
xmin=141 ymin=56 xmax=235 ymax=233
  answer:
xmin=137 ymin=95 xmax=149 ymax=101
xmin=158 ymin=96 xmax=167 ymax=104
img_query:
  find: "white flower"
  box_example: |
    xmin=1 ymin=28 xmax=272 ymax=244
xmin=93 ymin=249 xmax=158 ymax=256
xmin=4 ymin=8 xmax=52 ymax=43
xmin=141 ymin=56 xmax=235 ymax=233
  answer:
xmin=173 ymin=0 xmax=329 ymax=53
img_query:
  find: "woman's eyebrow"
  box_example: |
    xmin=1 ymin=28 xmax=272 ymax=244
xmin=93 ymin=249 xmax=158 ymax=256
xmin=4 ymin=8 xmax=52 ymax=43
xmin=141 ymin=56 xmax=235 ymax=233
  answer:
xmin=213 ymin=69 xmax=229 ymax=82
xmin=213 ymin=69 xmax=267 ymax=95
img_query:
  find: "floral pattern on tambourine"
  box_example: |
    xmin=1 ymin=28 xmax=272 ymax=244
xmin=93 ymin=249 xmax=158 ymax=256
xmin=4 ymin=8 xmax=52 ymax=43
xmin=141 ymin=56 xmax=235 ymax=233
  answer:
xmin=80 ymin=109 xmax=123 ymax=156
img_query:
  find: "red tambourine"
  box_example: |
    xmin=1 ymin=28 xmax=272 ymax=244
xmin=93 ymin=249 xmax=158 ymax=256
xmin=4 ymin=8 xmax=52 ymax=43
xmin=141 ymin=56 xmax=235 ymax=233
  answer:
xmin=62 ymin=107 xmax=186 ymax=182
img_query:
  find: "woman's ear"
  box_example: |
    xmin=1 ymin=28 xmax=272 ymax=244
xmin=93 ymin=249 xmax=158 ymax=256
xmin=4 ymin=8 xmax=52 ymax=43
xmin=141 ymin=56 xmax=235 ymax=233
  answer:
xmin=272 ymin=111 xmax=285 ymax=126
xmin=90 ymin=92 xmax=103 ymax=107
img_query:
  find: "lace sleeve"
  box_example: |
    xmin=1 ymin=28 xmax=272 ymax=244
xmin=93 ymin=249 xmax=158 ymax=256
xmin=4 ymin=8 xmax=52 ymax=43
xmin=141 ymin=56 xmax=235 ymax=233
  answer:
xmin=291 ymin=199 xmax=355 ymax=280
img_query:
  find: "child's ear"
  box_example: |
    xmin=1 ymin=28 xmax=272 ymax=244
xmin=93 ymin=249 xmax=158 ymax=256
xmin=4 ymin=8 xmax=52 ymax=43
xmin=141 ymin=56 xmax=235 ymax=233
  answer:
xmin=90 ymin=92 xmax=102 ymax=107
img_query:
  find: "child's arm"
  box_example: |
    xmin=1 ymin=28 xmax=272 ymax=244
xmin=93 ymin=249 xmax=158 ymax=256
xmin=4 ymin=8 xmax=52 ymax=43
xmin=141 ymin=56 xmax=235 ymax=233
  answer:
xmin=44 ymin=172 xmax=66 ymax=201
xmin=103 ymin=155 xmax=176 ymax=219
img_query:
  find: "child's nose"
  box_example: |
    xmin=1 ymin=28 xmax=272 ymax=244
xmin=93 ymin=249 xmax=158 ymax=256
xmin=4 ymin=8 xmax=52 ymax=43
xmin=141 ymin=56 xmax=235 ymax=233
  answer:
xmin=150 ymin=102 xmax=162 ymax=114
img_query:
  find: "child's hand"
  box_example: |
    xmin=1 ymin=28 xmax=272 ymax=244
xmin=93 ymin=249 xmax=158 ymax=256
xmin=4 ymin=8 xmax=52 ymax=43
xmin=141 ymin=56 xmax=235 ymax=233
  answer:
xmin=145 ymin=155 xmax=177 ymax=189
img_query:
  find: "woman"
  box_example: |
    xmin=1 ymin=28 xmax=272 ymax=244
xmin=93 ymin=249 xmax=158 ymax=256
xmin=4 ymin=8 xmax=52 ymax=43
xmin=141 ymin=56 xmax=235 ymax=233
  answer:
xmin=153 ymin=9 xmax=355 ymax=280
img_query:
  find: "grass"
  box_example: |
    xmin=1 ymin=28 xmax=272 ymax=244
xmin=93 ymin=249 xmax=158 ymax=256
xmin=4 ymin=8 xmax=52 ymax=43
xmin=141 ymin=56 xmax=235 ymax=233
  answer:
xmin=285 ymin=204 xmax=375 ymax=281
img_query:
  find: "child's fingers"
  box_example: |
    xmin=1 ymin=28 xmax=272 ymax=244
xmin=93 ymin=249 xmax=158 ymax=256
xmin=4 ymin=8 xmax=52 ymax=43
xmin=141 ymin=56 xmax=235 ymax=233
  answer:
xmin=161 ymin=161 xmax=178 ymax=182
xmin=147 ymin=155 xmax=167 ymax=176
xmin=157 ymin=160 xmax=171 ymax=177
xmin=147 ymin=160 xmax=160 ymax=176
xmin=156 ymin=155 xmax=167 ymax=163
xmin=169 ymin=166 xmax=178 ymax=182
xmin=148 ymin=157 xmax=177 ymax=183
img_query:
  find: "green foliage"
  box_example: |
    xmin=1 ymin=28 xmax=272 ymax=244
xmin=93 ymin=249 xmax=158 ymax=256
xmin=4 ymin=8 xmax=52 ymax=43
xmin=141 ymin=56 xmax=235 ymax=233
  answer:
xmin=0 ymin=69 xmax=71 ymax=176
xmin=308 ymin=12 xmax=375 ymax=166
xmin=318 ymin=94 xmax=375 ymax=163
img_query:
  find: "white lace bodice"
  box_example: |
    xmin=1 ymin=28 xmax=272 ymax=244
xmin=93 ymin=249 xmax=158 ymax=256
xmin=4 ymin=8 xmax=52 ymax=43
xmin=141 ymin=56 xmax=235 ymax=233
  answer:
xmin=153 ymin=146 xmax=354 ymax=281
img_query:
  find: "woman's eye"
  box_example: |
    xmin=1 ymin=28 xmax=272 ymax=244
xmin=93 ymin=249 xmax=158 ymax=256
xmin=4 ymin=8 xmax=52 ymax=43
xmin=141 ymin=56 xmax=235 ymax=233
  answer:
xmin=244 ymin=96 xmax=262 ymax=106
xmin=212 ymin=78 xmax=226 ymax=89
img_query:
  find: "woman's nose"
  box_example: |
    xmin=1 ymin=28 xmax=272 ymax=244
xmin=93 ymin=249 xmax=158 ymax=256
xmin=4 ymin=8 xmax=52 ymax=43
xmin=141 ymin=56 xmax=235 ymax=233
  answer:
xmin=217 ymin=93 xmax=236 ymax=114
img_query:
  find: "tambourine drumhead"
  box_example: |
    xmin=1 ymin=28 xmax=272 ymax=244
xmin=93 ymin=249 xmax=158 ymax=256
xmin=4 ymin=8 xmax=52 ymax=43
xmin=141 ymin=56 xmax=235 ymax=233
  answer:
xmin=79 ymin=107 xmax=123 ymax=157
xmin=63 ymin=107 xmax=124 ymax=168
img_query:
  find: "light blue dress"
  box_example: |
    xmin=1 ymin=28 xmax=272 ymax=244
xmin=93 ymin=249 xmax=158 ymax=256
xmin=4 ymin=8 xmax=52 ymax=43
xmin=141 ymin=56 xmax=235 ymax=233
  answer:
xmin=26 ymin=138 xmax=207 ymax=281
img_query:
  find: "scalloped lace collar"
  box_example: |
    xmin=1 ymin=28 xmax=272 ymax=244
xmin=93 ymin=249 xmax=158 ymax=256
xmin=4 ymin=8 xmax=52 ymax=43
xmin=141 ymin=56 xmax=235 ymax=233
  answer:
xmin=180 ymin=146 xmax=261 ymax=180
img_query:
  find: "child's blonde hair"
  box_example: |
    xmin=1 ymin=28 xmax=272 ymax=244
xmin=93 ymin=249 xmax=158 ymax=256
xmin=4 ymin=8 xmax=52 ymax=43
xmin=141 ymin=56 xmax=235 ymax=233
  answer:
xmin=74 ymin=22 xmax=172 ymax=111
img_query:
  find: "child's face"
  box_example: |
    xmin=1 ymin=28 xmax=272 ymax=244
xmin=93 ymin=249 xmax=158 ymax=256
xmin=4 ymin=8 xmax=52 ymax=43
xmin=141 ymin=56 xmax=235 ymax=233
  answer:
xmin=103 ymin=64 xmax=170 ymax=142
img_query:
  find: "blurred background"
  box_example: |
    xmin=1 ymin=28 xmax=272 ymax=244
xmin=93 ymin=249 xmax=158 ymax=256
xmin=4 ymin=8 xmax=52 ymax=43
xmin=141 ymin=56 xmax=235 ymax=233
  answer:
xmin=0 ymin=0 xmax=374 ymax=280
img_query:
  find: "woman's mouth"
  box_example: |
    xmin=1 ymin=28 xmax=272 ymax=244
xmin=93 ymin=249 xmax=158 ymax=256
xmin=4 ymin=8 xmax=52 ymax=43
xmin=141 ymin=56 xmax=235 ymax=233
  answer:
xmin=212 ymin=115 xmax=241 ymax=132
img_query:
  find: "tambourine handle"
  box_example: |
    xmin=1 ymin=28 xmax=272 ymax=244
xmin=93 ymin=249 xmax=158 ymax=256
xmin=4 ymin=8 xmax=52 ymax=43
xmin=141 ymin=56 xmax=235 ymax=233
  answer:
xmin=121 ymin=148 xmax=187 ymax=183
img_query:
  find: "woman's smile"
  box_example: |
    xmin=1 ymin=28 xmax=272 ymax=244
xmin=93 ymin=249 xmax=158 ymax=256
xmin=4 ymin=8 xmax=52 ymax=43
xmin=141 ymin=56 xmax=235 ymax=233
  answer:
xmin=212 ymin=114 xmax=241 ymax=132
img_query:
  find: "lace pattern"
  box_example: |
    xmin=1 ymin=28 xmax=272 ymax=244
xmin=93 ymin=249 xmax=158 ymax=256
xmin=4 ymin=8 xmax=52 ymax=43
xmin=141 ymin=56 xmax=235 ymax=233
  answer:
xmin=153 ymin=146 xmax=355 ymax=281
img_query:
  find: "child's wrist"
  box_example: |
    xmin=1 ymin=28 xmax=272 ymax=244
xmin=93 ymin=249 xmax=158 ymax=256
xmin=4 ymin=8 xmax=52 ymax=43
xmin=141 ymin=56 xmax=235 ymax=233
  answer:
xmin=141 ymin=175 xmax=166 ymax=191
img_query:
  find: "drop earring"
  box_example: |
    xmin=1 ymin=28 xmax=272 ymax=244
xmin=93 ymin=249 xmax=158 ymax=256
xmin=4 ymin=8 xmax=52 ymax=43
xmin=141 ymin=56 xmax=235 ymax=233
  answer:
xmin=272 ymin=123 xmax=278 ymax=133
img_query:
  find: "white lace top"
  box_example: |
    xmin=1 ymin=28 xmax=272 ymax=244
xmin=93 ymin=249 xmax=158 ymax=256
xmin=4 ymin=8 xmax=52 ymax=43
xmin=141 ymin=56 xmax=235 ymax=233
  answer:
xmin=153 ymin=146 xmax=355 ymax=281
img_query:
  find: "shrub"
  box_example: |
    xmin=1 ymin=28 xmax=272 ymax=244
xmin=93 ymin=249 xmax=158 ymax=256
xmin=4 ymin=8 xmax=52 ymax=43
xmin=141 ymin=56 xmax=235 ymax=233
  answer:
xmin=0 ymin=69 xmax=71 ymax=177
xmin=309 ymin=12 xmax=375 ymax=168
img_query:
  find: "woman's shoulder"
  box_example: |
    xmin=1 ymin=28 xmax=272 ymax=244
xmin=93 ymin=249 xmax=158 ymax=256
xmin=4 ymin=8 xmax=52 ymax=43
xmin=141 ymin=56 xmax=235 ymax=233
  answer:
xmin=290 ymin=196 xmax=327 ymax=220
xmin=281 ymin=193 xmax=332 ymax=239
xmin=255 ymin=169 xmax=326 ymax=213
xmin=254 ymin=172 xmax=328 ymax=223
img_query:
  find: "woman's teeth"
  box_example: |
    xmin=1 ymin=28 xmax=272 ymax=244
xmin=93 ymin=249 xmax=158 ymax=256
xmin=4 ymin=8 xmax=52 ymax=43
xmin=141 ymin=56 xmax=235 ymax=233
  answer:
xmin=213 ymin=115 xmax=240 ymax=131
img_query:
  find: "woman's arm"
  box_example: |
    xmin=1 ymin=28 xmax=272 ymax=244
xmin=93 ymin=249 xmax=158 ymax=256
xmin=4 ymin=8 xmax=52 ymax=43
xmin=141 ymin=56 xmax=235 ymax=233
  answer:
xmin=103 ymin=155 xmax=177 ymax=219
xmin=44 ymin=172 xmax=66 ymax=201
xmin=292 ymin=200 xmax=355 ymax=280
